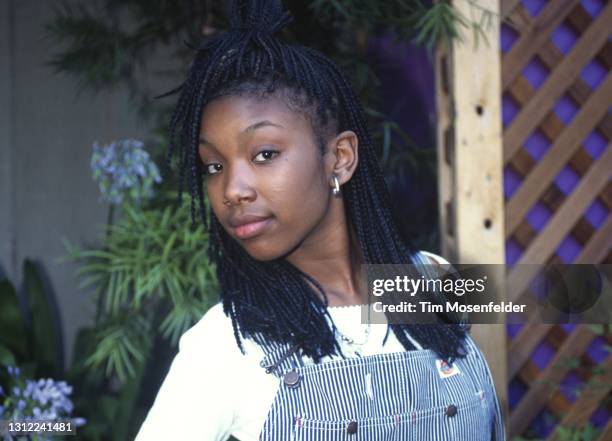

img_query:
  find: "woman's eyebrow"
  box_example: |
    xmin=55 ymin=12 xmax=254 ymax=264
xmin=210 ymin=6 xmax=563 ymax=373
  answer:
xmin=241 ymin=120 xmax=284 ymax=134
xmin=199 ymin=120 xmax=284 ymax=146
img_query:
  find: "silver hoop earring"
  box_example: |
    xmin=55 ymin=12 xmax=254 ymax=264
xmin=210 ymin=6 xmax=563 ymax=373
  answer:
xmin=331 ymin=175 xmax=341 ymax=196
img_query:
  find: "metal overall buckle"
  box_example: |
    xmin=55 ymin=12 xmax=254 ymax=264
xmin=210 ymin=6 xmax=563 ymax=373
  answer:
xmin=260 ymin=343 xmax=302 ymax=388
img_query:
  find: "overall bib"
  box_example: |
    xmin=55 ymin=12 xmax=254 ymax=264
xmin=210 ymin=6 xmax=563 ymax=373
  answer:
xmin=257 ymin=333 xmax=505 ymax=441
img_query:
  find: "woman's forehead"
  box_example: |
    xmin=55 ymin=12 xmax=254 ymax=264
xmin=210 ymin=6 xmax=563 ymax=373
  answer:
xmin=200 ymin=94 xmax=311 ymax=136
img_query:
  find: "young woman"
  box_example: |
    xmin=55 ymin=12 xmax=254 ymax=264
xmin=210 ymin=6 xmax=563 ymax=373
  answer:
xmin=136 ymin=0 xmax=505 ymax=440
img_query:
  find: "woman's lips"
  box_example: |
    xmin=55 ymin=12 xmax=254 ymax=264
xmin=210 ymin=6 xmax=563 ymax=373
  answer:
xmin=233 ymin=217 xmax=273 ymax=239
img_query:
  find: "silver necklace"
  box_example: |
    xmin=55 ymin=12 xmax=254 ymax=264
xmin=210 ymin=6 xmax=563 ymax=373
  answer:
xmin=335 ymin=322 xmax=372 ymax=346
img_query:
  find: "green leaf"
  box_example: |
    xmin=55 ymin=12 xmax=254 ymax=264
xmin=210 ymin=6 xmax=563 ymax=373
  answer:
xmin=112 ymin=346 xmax=151 ymax=441
xmin=0 ymin=279 xmax=29 ymax=359
xmin=587 ymin=324 xmax=605 ymax=335
xmin=23 ymin=259 xmax=64 ymax=377
xmin=0 ymin=344 xmax=17 ymax=366
xmin=161 ymin=231 xmax=177 ymax=261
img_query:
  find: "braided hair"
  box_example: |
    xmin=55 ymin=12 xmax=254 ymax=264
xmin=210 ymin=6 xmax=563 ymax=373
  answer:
xmin=164 ymin=0 xmax=468 ymax=364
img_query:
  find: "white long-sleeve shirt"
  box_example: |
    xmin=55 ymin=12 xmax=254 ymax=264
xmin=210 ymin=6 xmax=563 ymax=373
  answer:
xmin=135 ymin=252 xmax=446 ymax=441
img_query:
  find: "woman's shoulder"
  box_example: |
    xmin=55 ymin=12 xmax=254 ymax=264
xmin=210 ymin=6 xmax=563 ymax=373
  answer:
xmin=135 ymin=302 xmax=267 ymax=440
xmin=180 ymin=302 xmax=230 ymax=347
xmin=177 ymin=302 xmax=241 ymax=361
xmin=179 ymin=301 xmax=265 ymax=359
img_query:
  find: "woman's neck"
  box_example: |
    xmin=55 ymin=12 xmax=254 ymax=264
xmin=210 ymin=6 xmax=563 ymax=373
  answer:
xmin=285 ymin=202 xmax=367 ymax=307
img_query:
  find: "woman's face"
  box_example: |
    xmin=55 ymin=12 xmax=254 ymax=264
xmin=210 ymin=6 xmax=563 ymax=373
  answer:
xmin=198 ymin=94 xmax=335 ymax=261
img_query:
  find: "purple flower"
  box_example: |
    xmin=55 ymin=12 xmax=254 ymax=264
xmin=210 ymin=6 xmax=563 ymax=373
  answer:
xmin=1 ymin=371 xmax=84 ymax=427
xmin=28 ymin=378 xmax=74 ymax=414
xmin=90 ymin=139 xmax=162 ymax=205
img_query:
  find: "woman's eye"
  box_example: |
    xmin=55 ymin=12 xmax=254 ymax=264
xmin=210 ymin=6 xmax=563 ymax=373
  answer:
xmin=205 ymin=163 xmax=222 ymax=175
xmin=253 ymin=150 xmax=279 ymax=163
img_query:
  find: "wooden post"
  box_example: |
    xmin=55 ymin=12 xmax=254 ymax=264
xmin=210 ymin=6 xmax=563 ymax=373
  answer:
xmin=435 ymin=0 xmax=508 ymax=434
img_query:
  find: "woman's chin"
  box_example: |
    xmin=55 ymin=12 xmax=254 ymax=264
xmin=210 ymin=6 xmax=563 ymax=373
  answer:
xmin=240 ymin=242 xmax=285 ymax=262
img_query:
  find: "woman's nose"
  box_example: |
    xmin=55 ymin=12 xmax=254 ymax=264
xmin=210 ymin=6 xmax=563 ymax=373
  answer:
xmin=223 ymin=163 xmax=256 ymax=205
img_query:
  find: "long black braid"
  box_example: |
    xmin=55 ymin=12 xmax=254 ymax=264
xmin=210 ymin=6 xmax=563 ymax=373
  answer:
xmin=163 ymin=0 xmax=468 ymax=364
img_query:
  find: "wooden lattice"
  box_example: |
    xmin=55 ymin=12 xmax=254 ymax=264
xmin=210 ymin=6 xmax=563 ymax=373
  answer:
xmin=502 ymin=0 xmax=612 ymax=439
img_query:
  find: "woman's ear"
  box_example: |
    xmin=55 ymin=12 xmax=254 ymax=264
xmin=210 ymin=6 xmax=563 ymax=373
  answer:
xmin=325 ymin=130 xmax=359 ymax=185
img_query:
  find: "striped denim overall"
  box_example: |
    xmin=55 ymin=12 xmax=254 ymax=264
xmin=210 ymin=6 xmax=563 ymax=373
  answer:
xmin=257 ymin=333 xmax=505 ymax=440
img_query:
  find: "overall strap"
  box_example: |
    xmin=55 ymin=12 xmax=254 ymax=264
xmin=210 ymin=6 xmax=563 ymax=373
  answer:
xmin=258 ymin=339 xmax=304 ymax=379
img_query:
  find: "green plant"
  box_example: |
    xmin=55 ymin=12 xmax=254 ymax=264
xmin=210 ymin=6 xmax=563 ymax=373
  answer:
xmin=0 ymin=262 xmax=85 ymax=439
xmin=555 ymin=422 xmax=601 ymax=441
xmin=510 ymin=421 xmax=602 ymax=441
xmin=517 ymin=324 xmax=612 ymax=440
xmin=63 ymin=192 xmax=217 ymax=382
xmin=0 ymin=260 xmax=63 ymax=380
xmin=0 ymin=366 xmax=86 ymax=441
xmin=60 ymin=192 xmax=217 ymax=440
xmin=45 ymin=0 xmax=494 ymax=93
